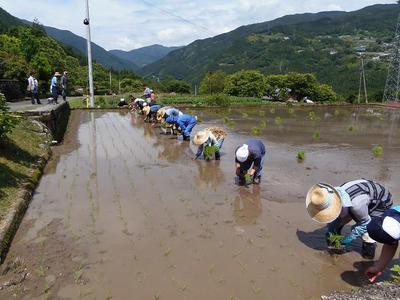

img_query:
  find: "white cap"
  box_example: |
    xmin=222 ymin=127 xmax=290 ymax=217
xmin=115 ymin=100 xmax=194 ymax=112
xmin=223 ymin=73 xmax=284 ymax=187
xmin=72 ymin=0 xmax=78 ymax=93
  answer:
xmin=143 ymin=102 xmax=148 ymax=107
xmin=120 ymin=98 xmax=125 ymax=102
xmin=382 ymin=217 xmax=400 ymax=240
xmin=236 ymin=144 xmax=249 ymax=162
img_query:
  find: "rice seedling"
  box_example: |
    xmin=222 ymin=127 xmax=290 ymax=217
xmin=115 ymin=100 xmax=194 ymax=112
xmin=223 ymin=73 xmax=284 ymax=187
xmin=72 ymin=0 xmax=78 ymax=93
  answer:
xmin=313 ymin=131 xmax=320 ymax=140
xmin=223 ymin=116 xmax=230 ymax=124
xmin=274 ymin=116 xmax=282 ymax=125
xmin=203 ymin=145 xmax=219 ymax=159
xmin=74 ymin=266 xmax=84 ymax=283
xmin=241 ymin=112 xmax=249 ymax=118
xmin=259 ymin=120 xmax=267 ymax=129
xmin=251 ymin=127 xmax=262 ymax=136
xmin=227 ymin=120 xmax=236 ymax=128
xmin=334 ymin=109 xmax=340 ymax=116
xmin=327 ymin=233 xmax=344 ymax=250
xmin=259 ymin=110 xmax=266 ymax=117
xmin=308 ymin=111 xmax=320 ymax=121
xmin=297 ymin=151 xmax=305 ymax=162
xmin=269 ymin=108 xmax=276 ymax=114
xmin=288 ymin=108 xmax=295 ymax=114
xmin=391 ymin=264 xmax=400 ymax=282
xmin=372 ymin=145 xmax=383 ymax=157
xmin=348 ymin=125 xmax=355 ymax=132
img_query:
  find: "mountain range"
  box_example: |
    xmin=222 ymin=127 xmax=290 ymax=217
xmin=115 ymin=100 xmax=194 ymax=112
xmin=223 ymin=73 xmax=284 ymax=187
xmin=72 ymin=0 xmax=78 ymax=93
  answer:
xmin=142 ymin=4 xmax=400 ymax=97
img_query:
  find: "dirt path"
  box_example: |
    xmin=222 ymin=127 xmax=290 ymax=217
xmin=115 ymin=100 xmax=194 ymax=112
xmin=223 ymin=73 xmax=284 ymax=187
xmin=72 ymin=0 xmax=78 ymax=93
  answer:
xmin=1 ymin=107 xmax=399 ymax=300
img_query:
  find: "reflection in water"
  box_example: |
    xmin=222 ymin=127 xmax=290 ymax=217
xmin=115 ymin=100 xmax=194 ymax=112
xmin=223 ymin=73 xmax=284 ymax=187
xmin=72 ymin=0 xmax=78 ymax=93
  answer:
xmin=194 ymin=160 xmax=225 ymax=191
xmin=233 ymin=185 xmax=262 ymax=225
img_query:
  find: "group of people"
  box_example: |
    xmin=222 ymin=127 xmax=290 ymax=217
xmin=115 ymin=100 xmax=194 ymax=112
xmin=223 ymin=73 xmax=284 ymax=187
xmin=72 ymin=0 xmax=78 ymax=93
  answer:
xmin=126 ymin=85 xmax=266 ymax=185
xmin=125 ymin=86 xmax=398 ymax=282
xmin=27 ymin=71 xmax=68 ymax=105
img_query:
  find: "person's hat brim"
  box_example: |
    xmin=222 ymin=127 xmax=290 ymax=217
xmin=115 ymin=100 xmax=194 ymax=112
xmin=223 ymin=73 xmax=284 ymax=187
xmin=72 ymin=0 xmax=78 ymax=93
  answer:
xmin=143 ymin=106 xmax=150 ymax=116
xmin=157 ymin=109 xmax=166 ymax=121
xmin=193 ymin=130 xmax=210 ymax=145
xmin=306 ymin=183 xmax=342 ymax=223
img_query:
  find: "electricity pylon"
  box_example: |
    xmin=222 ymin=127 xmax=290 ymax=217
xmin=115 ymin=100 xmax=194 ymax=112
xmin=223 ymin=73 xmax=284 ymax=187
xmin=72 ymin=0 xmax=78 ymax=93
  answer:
xmin=383 ymin=13 xmax=400 ymax=102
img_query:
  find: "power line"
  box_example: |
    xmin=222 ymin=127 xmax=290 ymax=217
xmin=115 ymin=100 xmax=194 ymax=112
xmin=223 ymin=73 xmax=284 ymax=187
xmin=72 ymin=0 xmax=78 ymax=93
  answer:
xmin=139 ymin=0 xmax=217 ymax=37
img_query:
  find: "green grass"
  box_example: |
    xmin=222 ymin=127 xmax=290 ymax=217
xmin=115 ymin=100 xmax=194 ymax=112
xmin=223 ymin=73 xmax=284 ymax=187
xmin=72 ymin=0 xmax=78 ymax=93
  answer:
xmin=68 ymin=94 xmax=278 ymax=109
xmin=0 ymin=120 xmax=50 ymax=221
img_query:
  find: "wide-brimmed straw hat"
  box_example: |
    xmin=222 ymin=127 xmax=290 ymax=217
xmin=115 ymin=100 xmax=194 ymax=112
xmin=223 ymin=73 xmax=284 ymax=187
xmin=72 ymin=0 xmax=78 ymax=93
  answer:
xmin=157 ymin=109 xmax=166 ymax=121
xmin=306 ymin=183 xmax=351 ymax=223
xmin=193 ymin=130 xmax=210 ymax=145
xmin=143 ymin=106 xmax=150 ymax=116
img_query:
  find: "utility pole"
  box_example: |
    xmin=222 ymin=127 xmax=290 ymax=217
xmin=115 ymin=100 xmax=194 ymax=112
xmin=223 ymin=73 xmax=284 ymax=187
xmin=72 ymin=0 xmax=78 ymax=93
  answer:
xmin=383 ymin=12 xmax=400 ymax=102
xmin=357 ymin=55 xmax=368 ymax=104
xmin=84 ymin=0 xmax=95 ymax=108
xmin=109 ymin=70 xmax=112 ymax=94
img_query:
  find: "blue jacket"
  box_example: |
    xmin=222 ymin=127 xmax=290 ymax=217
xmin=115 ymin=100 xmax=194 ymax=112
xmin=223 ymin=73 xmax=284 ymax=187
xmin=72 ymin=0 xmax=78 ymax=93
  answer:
xmin=166 ymin=114 xmax=196 ymax=135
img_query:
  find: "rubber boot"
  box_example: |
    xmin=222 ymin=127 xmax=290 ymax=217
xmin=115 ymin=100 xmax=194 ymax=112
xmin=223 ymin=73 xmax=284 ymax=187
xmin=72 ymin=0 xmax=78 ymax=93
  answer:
xmin=362 ymin=242 xmax=376 ymax=260
xmin=215 ymin=151 xmax=221 ymax=160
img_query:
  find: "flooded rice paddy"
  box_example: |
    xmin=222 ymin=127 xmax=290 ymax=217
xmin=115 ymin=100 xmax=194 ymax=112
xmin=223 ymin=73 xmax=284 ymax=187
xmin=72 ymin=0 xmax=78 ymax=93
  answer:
xmin=1 ymin=106 xmax=400 ymax=300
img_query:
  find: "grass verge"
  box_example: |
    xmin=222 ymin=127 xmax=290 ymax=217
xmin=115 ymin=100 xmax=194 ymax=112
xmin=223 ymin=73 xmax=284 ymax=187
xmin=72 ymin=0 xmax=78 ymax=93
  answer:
xmin=0 ymin=119 xmax=51 ymax=222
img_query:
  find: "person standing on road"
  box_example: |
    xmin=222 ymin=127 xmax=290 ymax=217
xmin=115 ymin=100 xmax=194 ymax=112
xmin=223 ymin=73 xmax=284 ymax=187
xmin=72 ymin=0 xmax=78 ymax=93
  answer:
xmin=50 ymin=71 xmax=61 ymax=104
xmin=27 ymin=72 xmax=36 ymax=104
xmin=33 ymin=75 xmax=41 ymax=104
xmin=305 ymin=179 xmax=393 ymax=259
xmin=365 ymin=205 xmax=400 ymax=282
xmin=61 ymin=71 xmax=68 ymax=101
xmin=235 ymin=139 xmax=266 ymax=185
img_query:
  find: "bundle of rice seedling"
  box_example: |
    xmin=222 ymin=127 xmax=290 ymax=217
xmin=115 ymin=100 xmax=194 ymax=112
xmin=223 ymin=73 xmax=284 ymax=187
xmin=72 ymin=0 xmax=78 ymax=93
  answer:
xmin=205 ymin=127 xmax=228 ymax=140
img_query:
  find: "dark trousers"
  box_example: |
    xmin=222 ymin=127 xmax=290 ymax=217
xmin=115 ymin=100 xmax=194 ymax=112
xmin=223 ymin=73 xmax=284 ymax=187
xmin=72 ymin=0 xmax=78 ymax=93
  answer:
xmin=51 ymin=88 xmax=59 ymax=104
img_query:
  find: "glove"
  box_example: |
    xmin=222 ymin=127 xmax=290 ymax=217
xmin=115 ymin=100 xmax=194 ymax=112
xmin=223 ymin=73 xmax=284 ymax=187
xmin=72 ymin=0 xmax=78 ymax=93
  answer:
xmin=341 ymin=235 xmax=355 ymax=246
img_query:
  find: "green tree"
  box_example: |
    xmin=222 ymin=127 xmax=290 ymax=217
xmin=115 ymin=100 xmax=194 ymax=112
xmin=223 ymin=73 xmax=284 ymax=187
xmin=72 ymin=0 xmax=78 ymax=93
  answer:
xmin=224 ymin=70 xmax=266 ymax=97
xmin=199 ymin=70 xmax=226 ymax=94
xmin=162 ymin=79 xmax=191 ymax=94
xmin=120 ymin=78 xmax=143 ymax=93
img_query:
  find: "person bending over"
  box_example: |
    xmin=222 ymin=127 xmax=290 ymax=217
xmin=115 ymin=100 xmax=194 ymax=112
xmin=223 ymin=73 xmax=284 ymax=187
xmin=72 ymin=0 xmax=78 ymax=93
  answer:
xmin=305 ymin=179 xmax=393 ymax=259
xmin=165 ymin=114 xmax=197 ymax=141
xmin=235 ymin=139 xmax=266 ymax=185
xmin=365 ymin=205 xmax=400 ymax=282
xmin=193 ymin=127 xmax=227 ymax=160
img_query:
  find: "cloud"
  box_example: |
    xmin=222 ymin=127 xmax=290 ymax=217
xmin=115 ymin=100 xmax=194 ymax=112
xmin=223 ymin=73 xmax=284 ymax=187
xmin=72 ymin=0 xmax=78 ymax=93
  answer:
xmin=0 ymin=0 xmax=395 ymax=50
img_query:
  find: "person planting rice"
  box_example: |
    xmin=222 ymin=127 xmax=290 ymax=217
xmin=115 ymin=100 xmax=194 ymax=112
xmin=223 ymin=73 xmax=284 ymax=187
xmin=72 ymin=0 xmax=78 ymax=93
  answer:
xmin=165 ymin=114 xmax=197 ymax=141
xmin=143 ymin=104 xmax=162 ymax=122
xmin=156 ymin=107 xmax=183 ymax=122
xmin=235 ymin=139 xmax=266 ymax=185
xmin=365 ymin=205 xmax=400 ymax=282
xmin=305 ymin=179 xmax=393 ymax=259
xmin=131 ymin=98 xmax=148 ymax=114
xmin=193 ymin=127 xmax=227 ymax=160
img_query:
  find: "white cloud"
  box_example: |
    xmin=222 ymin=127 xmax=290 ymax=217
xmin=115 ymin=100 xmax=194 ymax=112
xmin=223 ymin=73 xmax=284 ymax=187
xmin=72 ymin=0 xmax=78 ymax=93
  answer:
xmin=0 ymin=0 xmax=395 ymax=50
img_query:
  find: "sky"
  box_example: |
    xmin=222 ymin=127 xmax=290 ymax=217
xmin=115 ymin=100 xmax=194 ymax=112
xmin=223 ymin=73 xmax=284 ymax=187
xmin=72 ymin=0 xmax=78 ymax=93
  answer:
xmin=0 ymin=0 xmax=396 ymax=51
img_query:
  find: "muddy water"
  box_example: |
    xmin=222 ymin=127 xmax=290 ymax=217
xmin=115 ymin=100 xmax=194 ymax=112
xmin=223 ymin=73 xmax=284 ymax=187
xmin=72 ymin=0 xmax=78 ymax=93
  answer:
xmin=2 ymin=106 xmax=400 ymax=300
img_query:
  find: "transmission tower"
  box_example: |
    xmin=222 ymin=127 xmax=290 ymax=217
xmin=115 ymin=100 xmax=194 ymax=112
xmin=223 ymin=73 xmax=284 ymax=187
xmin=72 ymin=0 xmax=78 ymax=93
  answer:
xmin=383 ymin=13 xmax=400 ymax=102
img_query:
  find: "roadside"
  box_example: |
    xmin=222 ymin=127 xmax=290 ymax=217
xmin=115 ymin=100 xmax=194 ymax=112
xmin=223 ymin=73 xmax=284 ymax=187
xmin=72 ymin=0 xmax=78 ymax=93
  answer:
xmin=0 ymin=118 xmax=52 ymax=261
xmin=322 ymin=282 xmax=400 ymax=299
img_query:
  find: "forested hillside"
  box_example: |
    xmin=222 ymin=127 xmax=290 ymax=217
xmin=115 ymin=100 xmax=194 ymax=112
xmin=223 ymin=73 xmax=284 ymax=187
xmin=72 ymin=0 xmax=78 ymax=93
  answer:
xmin=143 ymin=4 xmax=400 ymax=99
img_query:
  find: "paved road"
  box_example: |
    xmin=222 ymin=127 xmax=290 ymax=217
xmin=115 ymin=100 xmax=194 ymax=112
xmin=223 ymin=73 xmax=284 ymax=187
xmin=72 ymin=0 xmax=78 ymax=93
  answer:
xmin=7 ymin=99 xmax=67 ymax=113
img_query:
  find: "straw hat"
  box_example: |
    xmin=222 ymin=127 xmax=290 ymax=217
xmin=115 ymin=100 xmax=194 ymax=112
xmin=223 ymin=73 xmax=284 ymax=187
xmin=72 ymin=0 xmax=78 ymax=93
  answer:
xmin=157 ymin=109 xmax=166 ymax=121
xmin=193 ymin=130 xmax=210 ymax=145
xmin=143 ymin=106 xmax=151 ymax=116
xmin=306 ymin=183 xmax=344 ymax=223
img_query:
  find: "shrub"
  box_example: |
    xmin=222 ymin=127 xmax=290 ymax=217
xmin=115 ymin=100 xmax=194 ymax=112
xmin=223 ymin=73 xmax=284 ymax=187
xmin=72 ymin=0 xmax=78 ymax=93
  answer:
xmin=224 ymin=70 xmax=267 ymax=97
xmin=0 ymin=93 xmax=19 ymax=140
xmin=205 ymin=93 xmax=231 ymax=107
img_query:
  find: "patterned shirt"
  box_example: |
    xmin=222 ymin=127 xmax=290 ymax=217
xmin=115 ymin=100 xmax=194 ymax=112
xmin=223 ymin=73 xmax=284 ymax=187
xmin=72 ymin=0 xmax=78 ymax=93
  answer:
xmin=338 ymin=179 xmax=393 ymax=239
